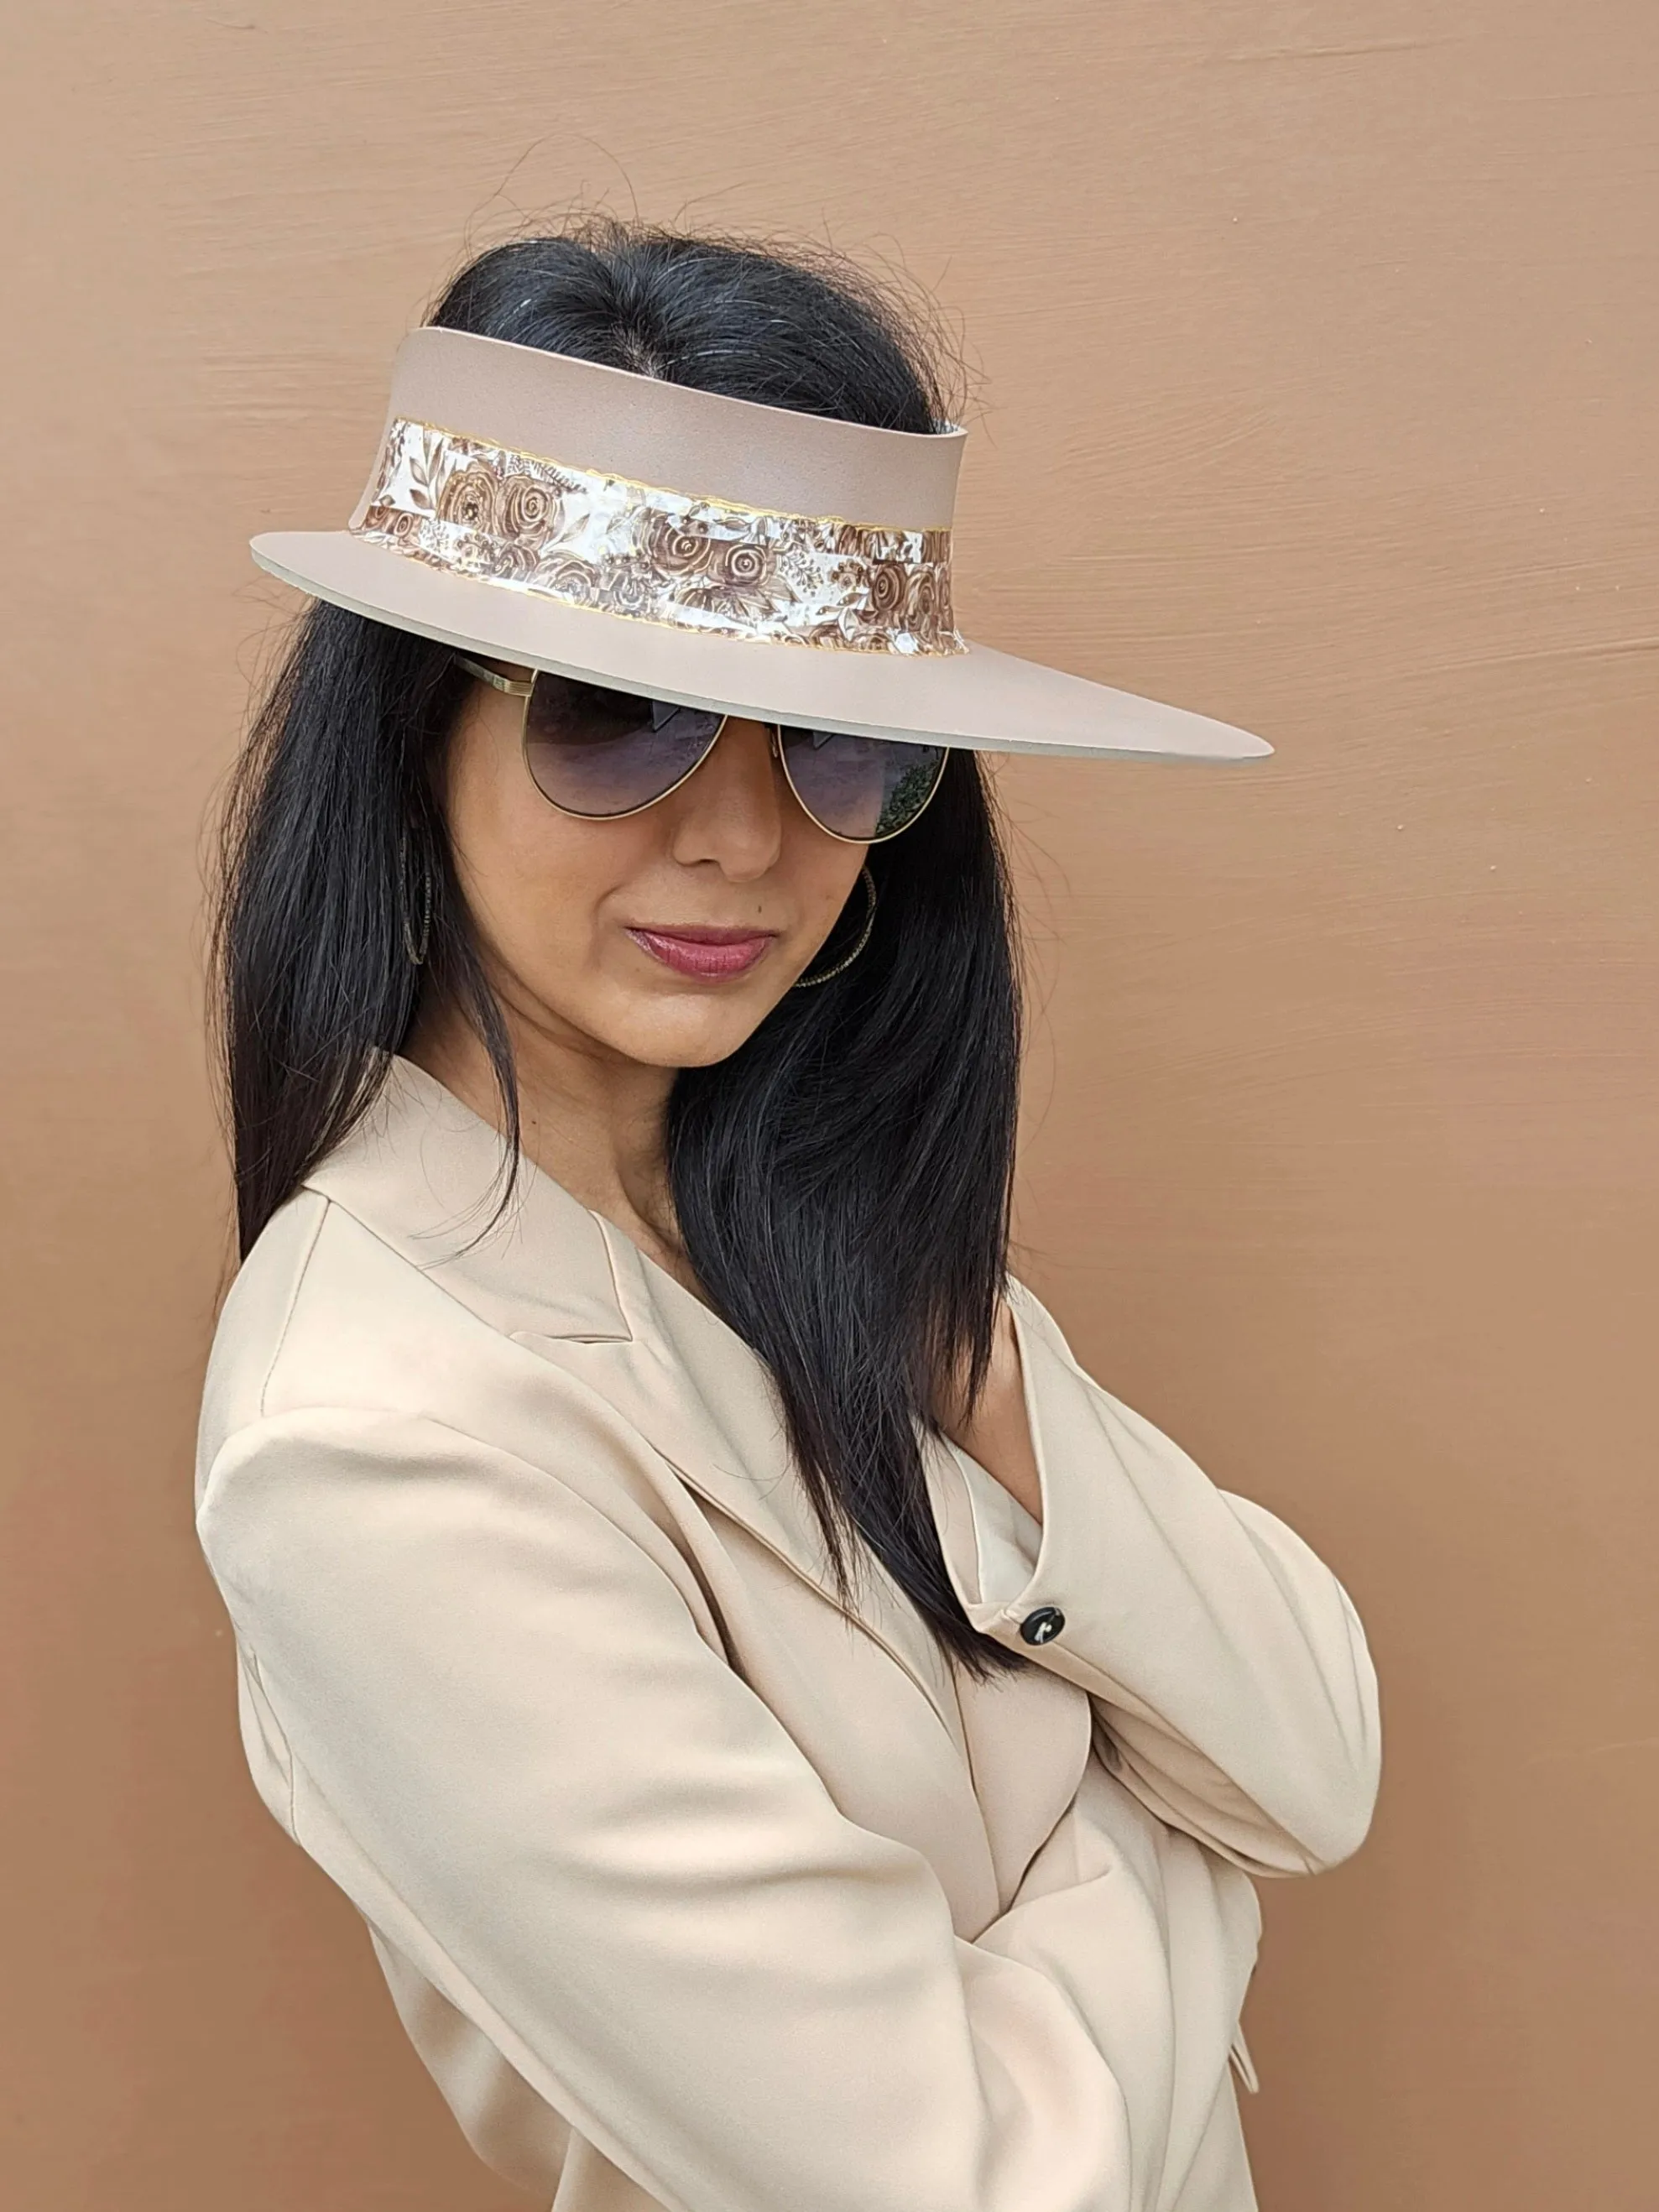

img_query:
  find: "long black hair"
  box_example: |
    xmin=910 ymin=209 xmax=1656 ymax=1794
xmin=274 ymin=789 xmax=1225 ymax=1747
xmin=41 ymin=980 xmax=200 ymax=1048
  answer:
xmin=215 ymin=220 xmax=1025 ymax=1677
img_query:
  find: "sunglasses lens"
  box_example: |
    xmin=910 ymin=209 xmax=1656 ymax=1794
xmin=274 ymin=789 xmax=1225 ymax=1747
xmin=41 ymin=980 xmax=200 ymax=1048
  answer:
xmin=778 ymin=727 xmax=948 ymax=841
xmin=523 ymin=675 xmax=723 ymax=816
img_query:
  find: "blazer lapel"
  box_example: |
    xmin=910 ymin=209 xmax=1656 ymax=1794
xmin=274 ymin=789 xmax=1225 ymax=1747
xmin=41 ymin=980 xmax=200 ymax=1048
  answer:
xmin=305 ymin=1059 xmax=959 ymax=1732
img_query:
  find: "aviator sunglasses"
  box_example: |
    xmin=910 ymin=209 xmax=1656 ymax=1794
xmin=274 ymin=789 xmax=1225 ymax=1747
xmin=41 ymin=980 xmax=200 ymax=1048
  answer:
xmin=456 ymin=655 xmax=949 ymax=844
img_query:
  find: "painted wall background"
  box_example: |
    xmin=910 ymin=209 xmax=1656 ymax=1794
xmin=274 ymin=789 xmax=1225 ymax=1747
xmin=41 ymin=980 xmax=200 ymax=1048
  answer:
xmin=3 ymin=2 xmax=1654 ymax=2205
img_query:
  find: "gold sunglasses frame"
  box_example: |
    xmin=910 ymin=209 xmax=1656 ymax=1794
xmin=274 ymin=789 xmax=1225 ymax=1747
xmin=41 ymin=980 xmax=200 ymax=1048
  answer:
xmin=455 ymin=655 xmax=946 ymax=846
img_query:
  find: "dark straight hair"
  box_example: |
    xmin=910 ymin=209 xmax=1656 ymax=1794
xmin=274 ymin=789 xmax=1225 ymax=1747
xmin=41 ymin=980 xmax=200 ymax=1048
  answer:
xmin=215 ymin=220 xmax=1025 ymax=1677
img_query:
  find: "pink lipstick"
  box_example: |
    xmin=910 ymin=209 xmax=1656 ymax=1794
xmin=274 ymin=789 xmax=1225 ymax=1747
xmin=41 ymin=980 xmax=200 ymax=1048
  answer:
xmin=625 ymin=925 xmax=776 ymax=979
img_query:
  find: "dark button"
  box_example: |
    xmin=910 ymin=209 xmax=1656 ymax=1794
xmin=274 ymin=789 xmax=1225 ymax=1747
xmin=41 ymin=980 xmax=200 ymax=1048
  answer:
xmin=1019 ymin=1604 xmax=1066 ymax=1646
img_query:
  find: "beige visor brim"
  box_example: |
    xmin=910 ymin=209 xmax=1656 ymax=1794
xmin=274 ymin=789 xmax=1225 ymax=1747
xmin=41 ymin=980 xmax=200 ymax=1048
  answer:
xmin=250 ymin=530 xmax=1272 ymax=763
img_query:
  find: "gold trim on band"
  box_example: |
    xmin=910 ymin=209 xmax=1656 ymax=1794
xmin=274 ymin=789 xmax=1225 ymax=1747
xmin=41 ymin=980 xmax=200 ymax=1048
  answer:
xmin=352 ymin=417 xmax=963 ymax=657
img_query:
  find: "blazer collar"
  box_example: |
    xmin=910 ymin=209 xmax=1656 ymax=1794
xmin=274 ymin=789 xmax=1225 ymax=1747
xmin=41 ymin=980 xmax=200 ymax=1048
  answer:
xmin=305 ymin=1055 xmax=631 ymax=1343
xmin=303 ymin=1059 xmax=957 ymax=1724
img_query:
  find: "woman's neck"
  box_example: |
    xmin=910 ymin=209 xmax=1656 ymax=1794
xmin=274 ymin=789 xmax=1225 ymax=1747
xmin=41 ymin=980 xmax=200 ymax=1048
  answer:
xmin=404 ymin=992 xmax=696 ymax=1291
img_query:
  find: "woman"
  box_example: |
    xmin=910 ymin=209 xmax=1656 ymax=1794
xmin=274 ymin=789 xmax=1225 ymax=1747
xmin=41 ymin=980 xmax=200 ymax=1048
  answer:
xmin=199 ymin=222 xmax=1380 ymax=2212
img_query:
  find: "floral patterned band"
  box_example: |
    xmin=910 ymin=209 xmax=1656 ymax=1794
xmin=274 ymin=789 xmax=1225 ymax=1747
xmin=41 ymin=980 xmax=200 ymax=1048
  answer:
xmin=353 ymin=417 xmax=964 ymax=657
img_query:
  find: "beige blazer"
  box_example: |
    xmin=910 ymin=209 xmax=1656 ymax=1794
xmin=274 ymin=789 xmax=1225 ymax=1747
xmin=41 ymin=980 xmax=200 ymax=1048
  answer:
xmin=195 ymin=1058 xmax=1381 ymax=2212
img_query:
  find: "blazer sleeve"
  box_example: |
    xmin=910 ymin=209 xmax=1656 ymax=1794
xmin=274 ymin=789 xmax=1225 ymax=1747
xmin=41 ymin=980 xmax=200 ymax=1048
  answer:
xmin=201 ymin=1401 xmax=1171 ymax=2212
xmin=934 ymin=1281 xmax=1382 ymax=1881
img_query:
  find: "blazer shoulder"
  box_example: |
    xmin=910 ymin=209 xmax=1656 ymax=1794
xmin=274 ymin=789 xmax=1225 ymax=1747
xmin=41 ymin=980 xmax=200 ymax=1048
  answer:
xmin=196 ymin=1190 xmax=331 ymax=1500
xmin=199 ymin=1186 xmax=638 ymax=1510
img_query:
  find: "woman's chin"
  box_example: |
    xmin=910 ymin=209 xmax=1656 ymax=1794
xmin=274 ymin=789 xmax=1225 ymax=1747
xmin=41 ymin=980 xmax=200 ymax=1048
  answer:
xmin=586 ymin=990 xmax=786 ymax=1072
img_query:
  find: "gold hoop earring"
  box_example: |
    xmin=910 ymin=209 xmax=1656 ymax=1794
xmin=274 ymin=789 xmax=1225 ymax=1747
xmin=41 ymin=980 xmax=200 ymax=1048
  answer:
xmin=793 ymin=863 xmax=876 ymax=989
xmin=399 ymin=829 xmax=432 ymax=968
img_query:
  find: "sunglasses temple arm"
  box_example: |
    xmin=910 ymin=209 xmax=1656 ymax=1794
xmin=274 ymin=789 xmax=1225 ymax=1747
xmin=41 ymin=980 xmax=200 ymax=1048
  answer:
xmin=456 ymin=653 xmax=535 ymax=698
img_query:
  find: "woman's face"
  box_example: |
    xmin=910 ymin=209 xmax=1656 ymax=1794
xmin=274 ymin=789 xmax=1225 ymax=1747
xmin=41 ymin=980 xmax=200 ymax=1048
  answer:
xmin=438 ymin=661 xmax=870 ymax=1069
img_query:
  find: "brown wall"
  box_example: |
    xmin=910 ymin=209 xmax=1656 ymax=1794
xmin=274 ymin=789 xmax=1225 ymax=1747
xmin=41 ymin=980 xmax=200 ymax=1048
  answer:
xmin=3 ymin=3 xmax=1654 ymax=2204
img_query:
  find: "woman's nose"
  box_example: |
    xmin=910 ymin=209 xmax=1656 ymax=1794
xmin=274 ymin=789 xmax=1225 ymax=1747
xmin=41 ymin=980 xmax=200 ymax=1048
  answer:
xmin=665 ymin=717 xmax=787 ymax=878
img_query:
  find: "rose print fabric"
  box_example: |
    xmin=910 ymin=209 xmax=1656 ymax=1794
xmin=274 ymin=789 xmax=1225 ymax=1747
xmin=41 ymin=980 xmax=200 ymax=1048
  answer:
xmin=354 ymin=417 xmax=963 ymax=657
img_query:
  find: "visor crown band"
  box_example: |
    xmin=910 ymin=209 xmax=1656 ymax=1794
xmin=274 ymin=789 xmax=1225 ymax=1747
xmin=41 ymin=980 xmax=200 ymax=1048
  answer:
xmin=352 ymin=417 xmax=963 ymax=657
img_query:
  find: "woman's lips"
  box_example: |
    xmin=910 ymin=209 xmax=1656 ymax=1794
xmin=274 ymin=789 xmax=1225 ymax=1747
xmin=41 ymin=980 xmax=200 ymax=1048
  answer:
xmin=625 ymin=926 xmax=777 ymax=979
